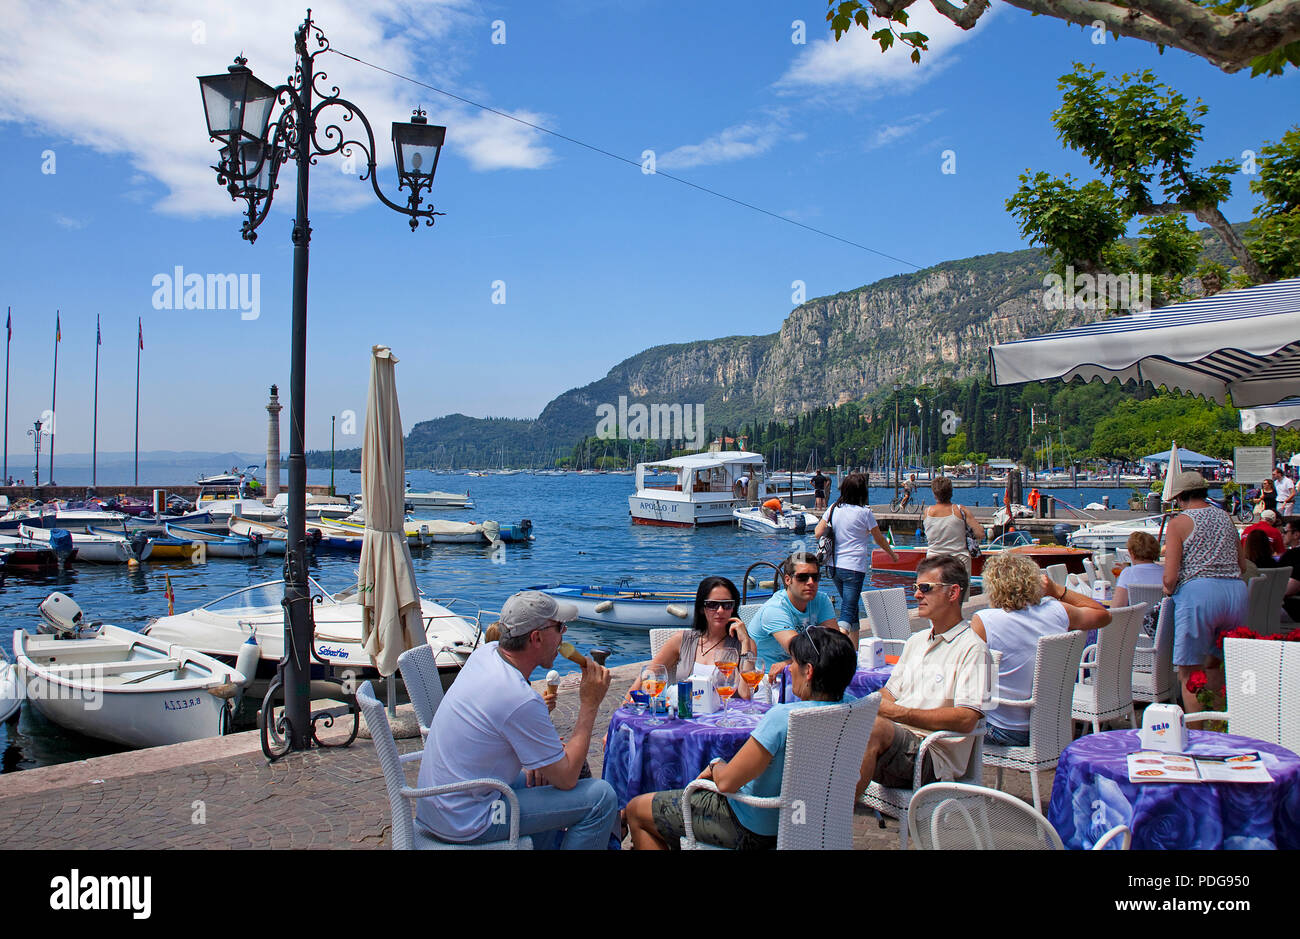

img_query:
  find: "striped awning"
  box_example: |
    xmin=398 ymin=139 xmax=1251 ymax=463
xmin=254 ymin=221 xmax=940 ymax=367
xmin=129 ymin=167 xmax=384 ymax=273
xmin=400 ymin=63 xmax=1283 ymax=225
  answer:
xmin=1240 ymin=397 xmax=1300 ymax=431
xmin=989 ymin=277 xmax=1300 ymax=407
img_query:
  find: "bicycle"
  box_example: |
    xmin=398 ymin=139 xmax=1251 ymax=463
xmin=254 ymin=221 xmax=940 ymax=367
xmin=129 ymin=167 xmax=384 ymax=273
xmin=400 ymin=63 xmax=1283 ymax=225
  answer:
xmin=888 ymin=491 xmax=924 ymax=514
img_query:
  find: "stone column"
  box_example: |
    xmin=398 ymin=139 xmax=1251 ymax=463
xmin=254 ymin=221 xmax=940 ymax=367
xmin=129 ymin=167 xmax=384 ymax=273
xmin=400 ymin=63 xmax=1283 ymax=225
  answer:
xmin=266 ymin=384 xmax=283 ymax=500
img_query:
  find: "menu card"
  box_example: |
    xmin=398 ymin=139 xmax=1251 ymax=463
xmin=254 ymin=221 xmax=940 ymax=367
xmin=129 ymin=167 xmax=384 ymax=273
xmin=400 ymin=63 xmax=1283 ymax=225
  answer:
xmin=1126 ymin=750 xmax=1273 ymax=784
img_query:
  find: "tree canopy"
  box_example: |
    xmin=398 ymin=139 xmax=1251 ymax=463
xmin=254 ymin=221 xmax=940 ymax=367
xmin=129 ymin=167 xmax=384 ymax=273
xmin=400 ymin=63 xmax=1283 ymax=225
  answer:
xmin=825 ymin=0 xmax=1300 ymax=75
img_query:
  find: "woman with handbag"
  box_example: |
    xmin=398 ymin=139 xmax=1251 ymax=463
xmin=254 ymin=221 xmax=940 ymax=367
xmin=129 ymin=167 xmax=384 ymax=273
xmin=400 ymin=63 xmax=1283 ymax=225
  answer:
xmin=924 ymin=475 xmax=985 ymax=572
xmin=814 ymin=472 xmax=897 ymax=641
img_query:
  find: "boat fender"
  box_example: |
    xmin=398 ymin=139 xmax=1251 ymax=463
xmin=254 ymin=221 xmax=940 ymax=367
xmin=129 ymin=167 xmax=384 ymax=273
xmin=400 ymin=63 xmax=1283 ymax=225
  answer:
xmin=235 ymin=635 xmax=260 ymax=689
xmin=594 ymin=600 xmax=615 ymax=613
xmin=758 ymin=580 xmax=775 ymax=589
xmin=666 ymin=604 xmax=690 ymax=619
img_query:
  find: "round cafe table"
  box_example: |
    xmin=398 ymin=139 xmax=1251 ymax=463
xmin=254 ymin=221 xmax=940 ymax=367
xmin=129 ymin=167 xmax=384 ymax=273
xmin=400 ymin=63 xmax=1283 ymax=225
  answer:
xmin=780 ymin=664 xmax=893 ymax=702
xmin=602 ymin=699 xmax=768 ymax=809
xmin=1046 ymin=729 xmax=1300 ymax=850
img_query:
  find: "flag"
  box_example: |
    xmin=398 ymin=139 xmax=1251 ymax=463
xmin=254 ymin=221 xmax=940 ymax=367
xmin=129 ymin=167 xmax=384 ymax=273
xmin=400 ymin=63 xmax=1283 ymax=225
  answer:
xmin=55 ymin=312 xmax=60 ymax=343
xmin=96 ymin=315 xmax=101 ymax=346
xmin=164 ymin=574 xmax=175 ymax=616
xmin=5 ymin=310 xmax=10 ymax=341
xmin=138 ymin=318 xmax=143 ymax=351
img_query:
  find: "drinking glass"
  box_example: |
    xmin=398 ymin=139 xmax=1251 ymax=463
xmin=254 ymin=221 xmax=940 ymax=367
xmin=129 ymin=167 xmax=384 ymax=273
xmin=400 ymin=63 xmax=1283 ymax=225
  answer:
xmin=714 ymin=663 xmax=740 ymax=727
xmin=642 ymin=665 xmax=668 ymax=726
xmin=739 ymin=653 xmax=765 ymax=710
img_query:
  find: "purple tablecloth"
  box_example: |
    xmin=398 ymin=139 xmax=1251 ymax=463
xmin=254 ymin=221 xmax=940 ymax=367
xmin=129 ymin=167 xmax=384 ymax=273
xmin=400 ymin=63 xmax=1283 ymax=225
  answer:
xmin=602 ymin=699 xmax=769 ymax=808
xmin=1047 ymin=730 xmax=1300 ymax=850
xmin=781 ymin=664 xmax=892 ymax=702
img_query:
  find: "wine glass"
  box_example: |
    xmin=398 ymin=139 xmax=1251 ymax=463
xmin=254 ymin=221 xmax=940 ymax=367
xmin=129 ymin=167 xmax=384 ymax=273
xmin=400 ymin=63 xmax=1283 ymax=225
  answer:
xmin=714 ymin=663 xmax=740 ymax=727
xmin=642 ymin=665 xmax=668 ymax=726
xmin=739 ymin=653 xmax=765 ymax=710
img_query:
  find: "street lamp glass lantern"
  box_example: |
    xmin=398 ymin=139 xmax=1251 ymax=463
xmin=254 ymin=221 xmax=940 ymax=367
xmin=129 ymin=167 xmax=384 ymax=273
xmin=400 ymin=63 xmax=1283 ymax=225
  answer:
xmin=220 ymin=139 xmax=279 ymax=192
xmin=392 ymin=111 xmax=446 ymax=184
xmin=198 ymin=62 xmax=278 ymax=146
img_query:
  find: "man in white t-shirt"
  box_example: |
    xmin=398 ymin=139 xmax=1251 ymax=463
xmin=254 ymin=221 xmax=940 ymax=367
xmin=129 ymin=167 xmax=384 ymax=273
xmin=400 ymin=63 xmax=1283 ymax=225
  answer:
xmin=1272 ymin=467 xmax=1294 ymax=515
xmin=414 ymin=591 xmax=617 ymax=849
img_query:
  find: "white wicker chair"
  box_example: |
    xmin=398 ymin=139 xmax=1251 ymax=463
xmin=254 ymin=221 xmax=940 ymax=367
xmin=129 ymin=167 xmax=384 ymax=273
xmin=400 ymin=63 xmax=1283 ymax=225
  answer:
xmin=1187 ymin=637 xmax=1300 ymax=750
xmin=648 ymin=628 xmax=686 ymax=660
xmin=682 ymin=693 xmax=880 ymax=849
xmin=356 ymin=681 xmax=532 ymax=850
xmin=1072 ymin=603 xmax=1145 ymax=734
xmin=1132 ymin=597 xmax=1177 ymax=705
xmin=1123 ymin=584 xmax=1164 ymax=625
xmin=862 ymin=587 xmax=911 ymax=641
xmin=1081 ymin=559 xmax=1097 ymax=583
xmin=398 ymin=644 xmax=445 ymax=739
xmin=983 ymin=630 xmax=1088 ymax=810
xmin=1045 ymin=564 xmax=1069 ymax=588
xmin=738 ymin=603 xmax=765 ymax=630
xmin=908 ymin=783 xmax=1130 ymax=850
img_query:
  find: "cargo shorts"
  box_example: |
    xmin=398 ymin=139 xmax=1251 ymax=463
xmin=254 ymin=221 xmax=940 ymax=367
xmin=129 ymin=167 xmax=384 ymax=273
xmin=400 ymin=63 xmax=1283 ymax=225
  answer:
xmin=650 ymin=787 xmax=777 ymax=851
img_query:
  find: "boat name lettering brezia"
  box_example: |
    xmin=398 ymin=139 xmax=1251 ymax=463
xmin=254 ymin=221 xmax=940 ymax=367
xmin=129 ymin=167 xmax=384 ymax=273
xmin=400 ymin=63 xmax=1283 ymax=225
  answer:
xmin=163 ymin=696 xmax=202 ymax=711
xmin=151 ymin=265 xmax=261 ymax=321
xmin=49 ymin=869 xmax=152 ymax=920
xmin=595 ymin=396 xmax=704 ymax=449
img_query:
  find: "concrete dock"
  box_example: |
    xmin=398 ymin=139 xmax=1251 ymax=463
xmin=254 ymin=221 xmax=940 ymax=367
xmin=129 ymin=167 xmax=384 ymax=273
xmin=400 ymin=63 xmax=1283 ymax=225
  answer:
xmin=0 ymin=659 xmax=1044 ymax=850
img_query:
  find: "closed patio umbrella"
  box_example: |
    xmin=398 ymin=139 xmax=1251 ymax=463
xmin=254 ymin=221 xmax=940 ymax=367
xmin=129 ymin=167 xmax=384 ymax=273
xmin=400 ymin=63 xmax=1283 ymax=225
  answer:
xmin=1161 ymin=441 xmax=1183 ymax=504
xmin=358 ymin=346 xmax=423 ymax=686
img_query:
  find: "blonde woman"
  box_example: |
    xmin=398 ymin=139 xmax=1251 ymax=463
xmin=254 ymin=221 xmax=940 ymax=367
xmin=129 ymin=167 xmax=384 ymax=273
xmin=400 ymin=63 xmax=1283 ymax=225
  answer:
xmin=970 ymin=553 xmax=1110 ymax=747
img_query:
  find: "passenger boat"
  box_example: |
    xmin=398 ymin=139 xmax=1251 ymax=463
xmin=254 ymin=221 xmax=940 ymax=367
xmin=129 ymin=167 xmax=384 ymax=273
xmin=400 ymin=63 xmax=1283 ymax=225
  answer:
xmin=143 ymin=578 xmax=482 ymax=690
xmin=19 ymin=524 xmax=150 ymax=564
xmin=14 ymin=593 xmax=246 ymax=748
xmin=733 ymin=504 xmax=818 ymax=535
xmin=531 ymin=583 xmax=778 ymax=631
xmin=629 ymin=451 xmax=768 ymax=527
xmin=163 ymin=523 xmax=269 ymax=559
xmin=871 ymin=531 xmax=1093 ymax=577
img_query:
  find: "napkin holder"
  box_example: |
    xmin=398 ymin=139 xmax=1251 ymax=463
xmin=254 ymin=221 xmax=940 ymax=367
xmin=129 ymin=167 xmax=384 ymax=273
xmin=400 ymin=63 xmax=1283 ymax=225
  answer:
xmin=691 ymin=675 xmax=720 ymax=715
xmin=1139 ymin=703 xmax=1188 ymax=752
xmin=1091 ymin=579 xmax=1112 ymax=602
xmin=858 ymin=637 xmax=886 ymax=669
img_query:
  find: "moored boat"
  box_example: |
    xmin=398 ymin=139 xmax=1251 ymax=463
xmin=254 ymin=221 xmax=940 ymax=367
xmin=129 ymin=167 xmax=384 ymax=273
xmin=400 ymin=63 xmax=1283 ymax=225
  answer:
xmin=733 ymin=504 xmax=818 ymax=535
xmin=163 ymin=523 xmax=269 ymax=559
xmin=871 ymin=531 xmax=1093 ymax=576
xmin=403 ymin=487 xmax=474 ymax=510
xmin=531 ymin=582 xmax=780 ymax=631
xmin=19 ymin=524 xmax=150 ymax=564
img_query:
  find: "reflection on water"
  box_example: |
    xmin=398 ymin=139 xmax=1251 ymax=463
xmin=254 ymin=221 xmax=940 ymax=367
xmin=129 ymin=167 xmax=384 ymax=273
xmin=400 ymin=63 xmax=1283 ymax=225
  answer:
xmin=0 ymin=470 xmax=1129 ymax=771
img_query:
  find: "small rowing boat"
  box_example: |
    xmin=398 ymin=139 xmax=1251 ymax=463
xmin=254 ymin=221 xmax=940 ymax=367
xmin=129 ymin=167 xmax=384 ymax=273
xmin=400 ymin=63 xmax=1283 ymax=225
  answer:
xmin=163 ymin=523 xmax=269 ymax=560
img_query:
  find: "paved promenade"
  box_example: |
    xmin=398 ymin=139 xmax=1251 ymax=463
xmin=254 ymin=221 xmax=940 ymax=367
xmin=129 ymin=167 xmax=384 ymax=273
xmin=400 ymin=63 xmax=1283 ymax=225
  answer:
xmin=0 ymin=662 xmax=1045 ymax=849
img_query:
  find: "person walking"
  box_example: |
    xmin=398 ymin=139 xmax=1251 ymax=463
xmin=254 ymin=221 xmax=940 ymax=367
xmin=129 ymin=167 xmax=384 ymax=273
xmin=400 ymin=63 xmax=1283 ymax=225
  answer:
xmin=814 ymin=473 xmax=898 ymax=641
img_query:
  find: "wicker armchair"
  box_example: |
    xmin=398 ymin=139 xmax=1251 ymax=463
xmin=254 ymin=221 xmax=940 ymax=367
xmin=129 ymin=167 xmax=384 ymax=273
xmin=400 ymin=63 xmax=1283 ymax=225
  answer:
xmin=863 ymin=587 xmax=911 ymax=641
xmin=1186 ymin=637 xmax=1300 ymax=751
xmin=983 ymin=630 xmax=1088 ymax=810
xmin=1072 ymin=603 xmax=1145 ymax=734
xmin=1132 ymin=597 xmax=1176 ymax=705
xmin=681 ymin=693 xmax=880 ymax=849
xmin=1045 ymin=564 xmax=1069 ymax=588
xmin=398 ymin=644 xmax=445 ymax=739
xmin=356 ymin=681 xmax=531 ymax=850
xmin=908 ymin=782 xmax=1130 ymax=850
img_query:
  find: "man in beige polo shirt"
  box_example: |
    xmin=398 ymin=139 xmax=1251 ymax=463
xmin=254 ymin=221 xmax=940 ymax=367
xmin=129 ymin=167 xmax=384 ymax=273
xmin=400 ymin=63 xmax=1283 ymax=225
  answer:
xmin=856 ymin=554 xmax=990 ymax=801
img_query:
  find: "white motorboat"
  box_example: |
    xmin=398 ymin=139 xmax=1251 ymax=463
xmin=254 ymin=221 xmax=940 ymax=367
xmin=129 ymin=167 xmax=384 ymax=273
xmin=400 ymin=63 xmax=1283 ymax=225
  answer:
xmin=271 ymin=492 xmax=355 ymax=521
xmin=629 ymin=451 xmax=816 ymax=527
xmin=18 ymin=524 xmax=151 ymax=564
xmin=1068 ymin=515 xmax=1167 ymax=551
xmin=142 ymin=578 xmax=484 ymax=688
xmin=733 ymin=504 xmax=818 ymax=535
xmin=196 ymin=497 xmax=283 ymax=523
xmin=403 ymin=487 xmax=474 ymax=510
xmin=14 ymin=593 xmax=246 ymax=749
xmin=0 ymin=507 xmax=131 ymax=532
xmin=0 ymin=653 xmax=22 ymax=722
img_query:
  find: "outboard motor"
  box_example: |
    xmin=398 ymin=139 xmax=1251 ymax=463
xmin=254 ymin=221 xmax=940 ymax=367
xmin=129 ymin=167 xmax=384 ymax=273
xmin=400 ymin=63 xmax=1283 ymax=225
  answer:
xmin=792 ymin=513 xmax=807 ymax=536
xmin=48 ymin=528 xmax=75 ymax=566
xmin=38 ymin=592 xmax=101 ymax=640
xmin=130 ymin=530 xmax=150 ymax=561
xmin=1053 ymin=523 xmax=1072 ymax=545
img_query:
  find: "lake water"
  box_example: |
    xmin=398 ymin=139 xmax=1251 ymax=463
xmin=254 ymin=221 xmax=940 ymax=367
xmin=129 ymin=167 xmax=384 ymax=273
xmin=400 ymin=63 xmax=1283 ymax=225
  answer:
xmin=0 ymin=470 xmax=1137 ymax=772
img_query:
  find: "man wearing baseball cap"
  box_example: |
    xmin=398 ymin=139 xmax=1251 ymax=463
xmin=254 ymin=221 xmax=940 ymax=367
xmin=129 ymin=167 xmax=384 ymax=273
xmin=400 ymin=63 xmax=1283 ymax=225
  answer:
xmin=415 ymin=590 xmax=616 ymax=849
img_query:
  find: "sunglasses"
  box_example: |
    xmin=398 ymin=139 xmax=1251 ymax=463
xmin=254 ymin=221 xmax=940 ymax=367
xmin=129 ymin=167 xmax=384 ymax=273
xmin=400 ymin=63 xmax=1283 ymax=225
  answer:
xmin=914 ymin=582 xmax=957 ymax=595
xmin=702 ymin=600 xmax=735 ymax=611
xmin=791 ymin=572 xmax=821 ymax=583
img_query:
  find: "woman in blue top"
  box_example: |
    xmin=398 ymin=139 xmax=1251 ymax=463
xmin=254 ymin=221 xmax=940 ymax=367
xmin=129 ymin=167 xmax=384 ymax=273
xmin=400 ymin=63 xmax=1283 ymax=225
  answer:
xmin=625 ymin=628 xmax=857 ymax=850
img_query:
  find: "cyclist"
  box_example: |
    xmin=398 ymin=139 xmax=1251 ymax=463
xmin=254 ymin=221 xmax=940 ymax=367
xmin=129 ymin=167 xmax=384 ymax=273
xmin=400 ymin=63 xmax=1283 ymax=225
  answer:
xmin=898 ymin=474 xmax=918 ymax=510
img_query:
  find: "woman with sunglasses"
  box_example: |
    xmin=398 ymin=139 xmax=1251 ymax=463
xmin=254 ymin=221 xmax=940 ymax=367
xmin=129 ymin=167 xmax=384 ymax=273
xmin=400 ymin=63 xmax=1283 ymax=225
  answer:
xmin=625 ymin=576 xmax=757 ymax=702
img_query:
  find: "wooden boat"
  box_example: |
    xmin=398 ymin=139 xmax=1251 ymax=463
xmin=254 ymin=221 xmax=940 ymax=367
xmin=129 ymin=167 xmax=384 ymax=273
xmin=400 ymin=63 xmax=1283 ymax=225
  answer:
xmin=19 ymin=524 xmax=150 ymax=564
xmin=163 ymin=523 xmax=269 ymax=559
xmin=872 ymin=531 xmax=1092 ymax=577
xmin=14 ymin=593 xmax=246 ymax=748
xmin=531 ymin=582 xmax=779 ymax=631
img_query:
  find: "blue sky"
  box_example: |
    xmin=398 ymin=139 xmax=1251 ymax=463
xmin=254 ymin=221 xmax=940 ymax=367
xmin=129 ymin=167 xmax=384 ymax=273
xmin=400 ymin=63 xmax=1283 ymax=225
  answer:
xmin=0 ymin=0 xmax=1295 ymax=461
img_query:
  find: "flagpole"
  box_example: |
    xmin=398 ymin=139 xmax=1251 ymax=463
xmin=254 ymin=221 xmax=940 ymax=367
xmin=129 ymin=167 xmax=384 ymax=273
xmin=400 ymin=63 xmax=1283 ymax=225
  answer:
xmin=50 ymin=310 xmax=59 ymax=486
xmin=3 ymin=307 xmax=10 ymax=487
xmin=134 ymin=318 xmax=142 ymax=486
xmin=93 ymin=315 xmax=100 ymax=488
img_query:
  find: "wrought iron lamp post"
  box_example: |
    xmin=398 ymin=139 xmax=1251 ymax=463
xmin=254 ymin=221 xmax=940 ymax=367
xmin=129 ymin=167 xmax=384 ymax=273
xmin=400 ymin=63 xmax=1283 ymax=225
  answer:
xmin=28 ymin=419 xmax=42 ymax=488
xmin=197 ymin=11 xmax=446 ymax=759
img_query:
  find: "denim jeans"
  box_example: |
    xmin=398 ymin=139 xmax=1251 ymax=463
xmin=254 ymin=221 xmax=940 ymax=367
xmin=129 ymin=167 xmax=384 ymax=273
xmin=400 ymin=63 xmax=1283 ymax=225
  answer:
xmin=984 ymin=723 xmax=1030 ymax=747
xmin=829 ymin=566 xmax=866 ymax=633
xmin=462 ymin=773 xmax=619 ymax=850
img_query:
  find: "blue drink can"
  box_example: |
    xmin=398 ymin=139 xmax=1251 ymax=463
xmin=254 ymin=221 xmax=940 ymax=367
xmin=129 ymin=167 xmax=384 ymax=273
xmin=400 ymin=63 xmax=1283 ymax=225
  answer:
xmin=677 ymin=681 xmax=693 ymax=719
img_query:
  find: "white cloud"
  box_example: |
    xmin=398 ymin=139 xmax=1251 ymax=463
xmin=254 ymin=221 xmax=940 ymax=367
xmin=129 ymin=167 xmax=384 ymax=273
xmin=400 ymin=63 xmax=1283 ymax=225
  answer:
xmin=53 ymin=214 xmax=88 ymax=230
xmin=778 ymin=4 xmax=998 ymax=92
xmin=658 ymin=111 xmax=796 ymax=170
xmin=867 ymin=109 xmax=944 ymax=149
xmin=0 ymin=0 xmax=554 ymax=220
